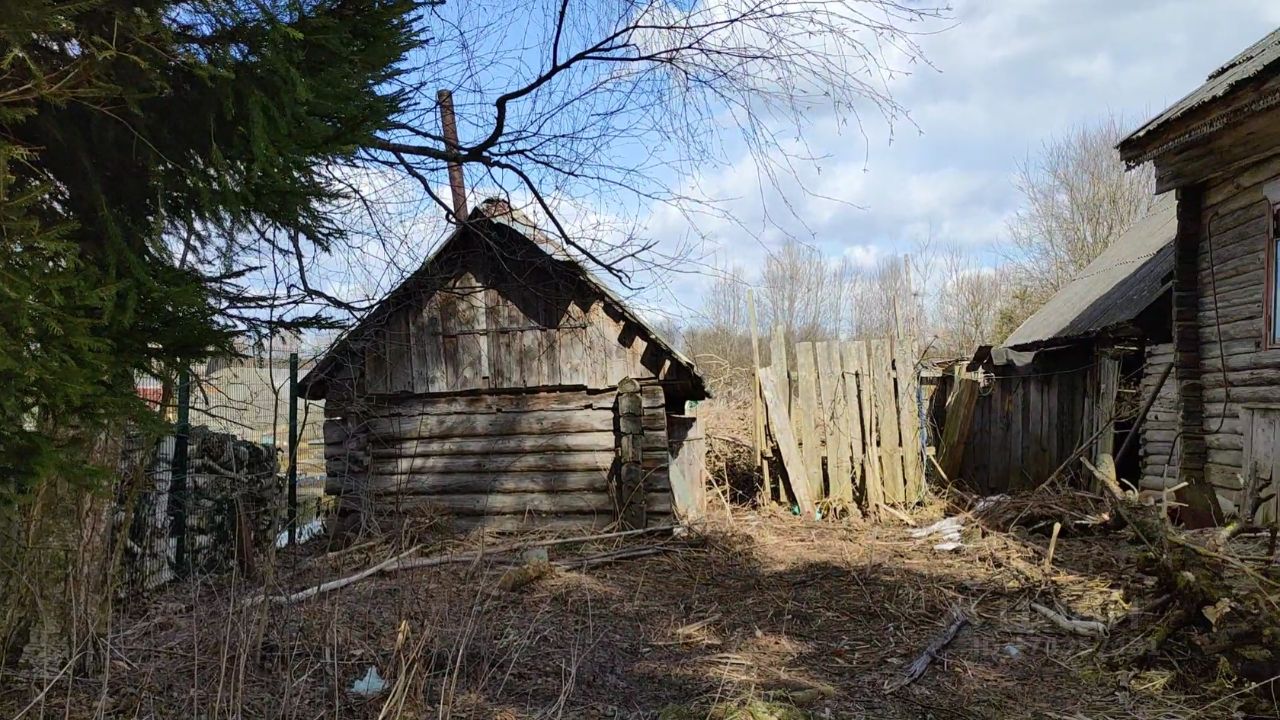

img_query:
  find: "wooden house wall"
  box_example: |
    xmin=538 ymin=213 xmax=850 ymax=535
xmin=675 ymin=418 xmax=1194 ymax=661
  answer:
xmin=960 ymin=358 xmax=1091 ymax=493
xmin=1140 ymin=342 xmax=1180 ymax=490
xmin=323 ymin=385 xmax=674 ymax=530
xmin=1195 ymin=152 xmax=1280 ymax=510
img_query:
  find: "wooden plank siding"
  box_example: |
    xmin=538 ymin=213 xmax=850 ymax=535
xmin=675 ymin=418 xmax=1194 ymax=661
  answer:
xmin=959 ymin=351 xmax=1094 ymax=493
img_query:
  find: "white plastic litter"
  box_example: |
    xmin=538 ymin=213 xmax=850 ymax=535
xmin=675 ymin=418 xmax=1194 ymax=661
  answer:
xmin=350 ymin=666 xmax=387 ymax=697
xmin=974 ymin=494 xmax=1009 ymax=512
xmin=274 ymin=517 xmax=324 ymax=548
xmin=908 ymin=516 xmax=964 ymax=551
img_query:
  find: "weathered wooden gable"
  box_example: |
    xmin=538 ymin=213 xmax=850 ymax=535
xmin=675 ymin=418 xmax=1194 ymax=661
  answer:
xmin=355 ymin=228 xmax=671 ymax=396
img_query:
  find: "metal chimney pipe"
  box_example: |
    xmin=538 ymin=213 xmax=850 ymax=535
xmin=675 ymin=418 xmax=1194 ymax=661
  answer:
xmin=437 ymin=89 xmax=468 ymax=221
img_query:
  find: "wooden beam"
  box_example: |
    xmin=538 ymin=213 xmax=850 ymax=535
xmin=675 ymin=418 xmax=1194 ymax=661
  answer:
xmin=747 ymin=289 xmax=763 ymax=472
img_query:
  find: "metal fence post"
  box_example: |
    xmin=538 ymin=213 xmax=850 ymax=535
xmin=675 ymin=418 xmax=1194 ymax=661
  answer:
xmin=287 ymin=352 xmax=299 ymax=545
xmin=172 ymin=370 xmax=191 ymax=575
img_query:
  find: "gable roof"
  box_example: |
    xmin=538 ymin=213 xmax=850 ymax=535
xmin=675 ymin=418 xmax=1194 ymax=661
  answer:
xmin=1120 ymin=27 xmax=1280 ymax=164
xmin=299 ymin=199 xmax=706 ymax=400
xmin=1003 ymin=194 xmax=1176 ymax=350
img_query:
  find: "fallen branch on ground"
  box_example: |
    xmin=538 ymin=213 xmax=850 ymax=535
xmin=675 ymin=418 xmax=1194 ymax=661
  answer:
xmin=1031 ymin=602 xmax=1107 ymax=637
xmin=251 ymin=524 xmax=682 ymax=605
xmin=885 ymin=610 xmax=968 ymax=692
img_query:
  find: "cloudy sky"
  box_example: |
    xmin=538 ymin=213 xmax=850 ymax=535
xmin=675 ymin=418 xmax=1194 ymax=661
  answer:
xmin=637 ymin=0 xmax=1280 ymax=314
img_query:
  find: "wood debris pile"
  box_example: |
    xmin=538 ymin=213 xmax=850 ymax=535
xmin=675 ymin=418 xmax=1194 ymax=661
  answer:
xmin=116 ymin=426 xmax=282 ymax=591
xmin=13 ymin=501 xmax=1272 ymax=719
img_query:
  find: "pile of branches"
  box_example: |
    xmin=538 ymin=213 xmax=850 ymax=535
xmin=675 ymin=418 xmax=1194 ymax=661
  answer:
xmin=1082 ymin=455 xmax=1280 ymax=703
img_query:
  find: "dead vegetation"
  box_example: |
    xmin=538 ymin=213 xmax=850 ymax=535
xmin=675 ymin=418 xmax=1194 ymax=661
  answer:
xmin=1 ymin=487 xmax=1275 ymax=719
xmin=2 ymin=398 xmax=1277 ymax=718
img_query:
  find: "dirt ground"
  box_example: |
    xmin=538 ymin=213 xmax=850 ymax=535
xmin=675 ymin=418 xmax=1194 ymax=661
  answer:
xmin=2 ymin=498 xmax=1268 ymax=720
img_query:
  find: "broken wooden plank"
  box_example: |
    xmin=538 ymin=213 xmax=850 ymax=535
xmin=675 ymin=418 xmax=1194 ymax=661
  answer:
xmin=849 ymin=341 xmax=883 ymax=513
xmin=770 ymin=325 xmax=789 ymax=415
xmin=869 ymin=339 xmax=904 ymax=503
xmin=885 ymin=610 xmax=968 ymax=692
xmin=759 ymin=369 xmax=816 ymax=517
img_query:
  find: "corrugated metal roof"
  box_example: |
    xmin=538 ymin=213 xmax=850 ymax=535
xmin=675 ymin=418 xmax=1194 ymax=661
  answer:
xmin=1121 ymin=27 xmax=1280 ymax=160
xmin=1003 ymin=194 xmax=1176 ymax=349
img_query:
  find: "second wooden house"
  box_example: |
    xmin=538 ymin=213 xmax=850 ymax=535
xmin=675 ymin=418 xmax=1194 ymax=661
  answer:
xmin=1118 ymin=27 xmax=1280 ymax=523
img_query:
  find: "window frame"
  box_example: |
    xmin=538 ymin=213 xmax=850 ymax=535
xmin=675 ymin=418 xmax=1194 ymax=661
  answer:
xmin=1266 ymin=200 xmax=1280 ymax=350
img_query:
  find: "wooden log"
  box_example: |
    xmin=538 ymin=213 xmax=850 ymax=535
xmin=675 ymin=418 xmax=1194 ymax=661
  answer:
xmin=360 ymin=471 xmax=611 ymax=495
xmin=360 ymin=389 xmax=653 ymax=417
xmin=759 ymin=369 xmax=816 ymax=517
xmin=364 ymin=410 xmax=661 ymax=441
xmin=371 ymin=450 xmax=616 ymax=475
xmin=795 ymin=342 xmax=823 ymax=499
xmin=387 ymin=491 xmax=672 ymax=515
xmin=449 ymin=513 xmax=615 ymax=533
xmin=613 ymin=377 xmax=648 ymax=529
xmin=366 ymin=431 xmax=626 ymax=458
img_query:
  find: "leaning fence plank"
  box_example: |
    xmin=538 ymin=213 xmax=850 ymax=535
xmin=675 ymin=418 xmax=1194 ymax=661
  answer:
xmin=759 ymin=369 xmax=816 ymax=517
xmin=825 ymin=343 xmax=854 ymax=505
xmin=938 ymin=369 xmax=979 ymax=481
xmin=795 ymin=342 xmax=823 ymax=500
xmin=895 ymin=336 xmax=924 ymax=503
xmin=747 ymin=290 xmax=763 ymax=473
xmin=869 ymin=339 xmax=904 ymax=503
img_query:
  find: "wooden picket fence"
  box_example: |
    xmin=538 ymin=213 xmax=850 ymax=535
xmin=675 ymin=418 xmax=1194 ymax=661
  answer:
xmin=754 ymin=327 xmax=925 ymax=518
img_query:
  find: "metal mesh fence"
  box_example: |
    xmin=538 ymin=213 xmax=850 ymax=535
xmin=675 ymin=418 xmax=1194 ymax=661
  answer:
xmin=119 ymin=355 xmax=324 ymax=596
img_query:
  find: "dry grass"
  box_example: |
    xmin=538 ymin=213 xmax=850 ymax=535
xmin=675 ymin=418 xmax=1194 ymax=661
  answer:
xmin=0 ymin=499 xmax=1268 ymax=719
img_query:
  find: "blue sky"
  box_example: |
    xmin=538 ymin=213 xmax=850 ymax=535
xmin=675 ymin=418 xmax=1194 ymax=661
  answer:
xmin=315 ymin=1 xmax=1280 ymax=327
xmin=633 ymin=0 xmax=1280 ymax=315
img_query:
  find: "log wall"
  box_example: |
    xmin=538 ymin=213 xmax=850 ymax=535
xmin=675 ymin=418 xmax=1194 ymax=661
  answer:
xmin=323 ymin=386 xmax=673 ymax=530
xmin=1197 ymin=151 xmax=1280 ymax=509
xmin=1140 ymin=342 xmax=1180 ymax=490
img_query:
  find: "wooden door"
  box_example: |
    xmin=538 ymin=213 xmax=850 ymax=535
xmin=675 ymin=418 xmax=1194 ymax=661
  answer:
xmin=1240 ymin=405 xmax=1280 ymax=524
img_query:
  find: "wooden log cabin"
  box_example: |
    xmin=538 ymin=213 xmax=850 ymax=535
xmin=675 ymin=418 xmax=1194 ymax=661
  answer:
xmin=958 ymin=197 xmax=1176 ymax=494
xmin=299 ymin=199 xmax=708 ymax=532
xmin=1118 ymin=27 xmax=1280 ymax=523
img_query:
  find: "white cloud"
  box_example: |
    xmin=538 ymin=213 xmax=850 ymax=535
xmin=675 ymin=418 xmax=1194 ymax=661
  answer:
xmin=629 ymin=0 xmax=1280 ymax=310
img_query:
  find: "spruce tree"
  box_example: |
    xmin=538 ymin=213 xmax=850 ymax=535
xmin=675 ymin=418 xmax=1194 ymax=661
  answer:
xmin=0 ymin=0 xmax=421 ymax=666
